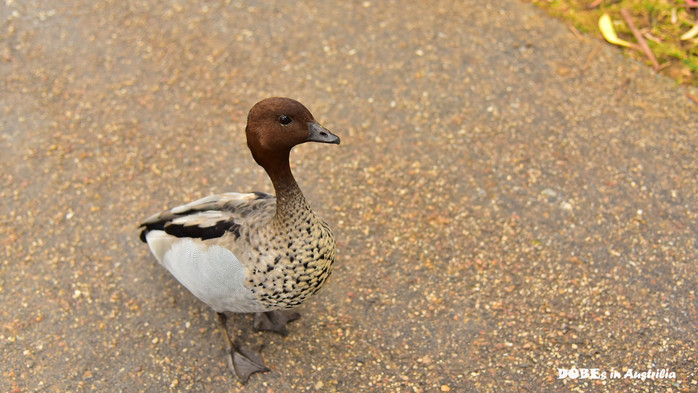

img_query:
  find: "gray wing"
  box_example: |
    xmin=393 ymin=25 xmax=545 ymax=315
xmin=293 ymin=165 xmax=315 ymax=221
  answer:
xmin=139 ymin=192 xmax=274 ymax=242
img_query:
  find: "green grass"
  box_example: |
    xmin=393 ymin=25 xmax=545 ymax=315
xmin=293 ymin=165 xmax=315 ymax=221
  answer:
xmin=524 ymin=0 xmax=698 ymax=85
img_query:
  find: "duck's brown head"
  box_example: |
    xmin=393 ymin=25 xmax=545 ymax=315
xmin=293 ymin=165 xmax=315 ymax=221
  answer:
xmin=245 ymin=97 xmax=340 ymax=169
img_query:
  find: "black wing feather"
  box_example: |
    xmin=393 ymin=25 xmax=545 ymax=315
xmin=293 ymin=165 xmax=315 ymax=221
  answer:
xmin=163 ymin=220 xmax=240 ymax=241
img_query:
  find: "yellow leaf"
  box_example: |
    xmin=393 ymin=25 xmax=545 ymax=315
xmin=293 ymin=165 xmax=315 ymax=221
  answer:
xmin=599 ymin=14 xmax=633 ymax=48
xmin=680 ymin=24 xmax=698 ymax=41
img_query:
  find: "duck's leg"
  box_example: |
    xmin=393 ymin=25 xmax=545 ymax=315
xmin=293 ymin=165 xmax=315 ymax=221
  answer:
xmin=217 ymin=312 xmax=269 ymax=383
xmin=253 ymin=310 xmax=301 ymax=336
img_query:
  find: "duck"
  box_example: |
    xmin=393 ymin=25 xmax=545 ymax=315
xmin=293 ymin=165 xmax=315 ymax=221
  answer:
xmin=139 ymin=97 xmax=340 ymax=383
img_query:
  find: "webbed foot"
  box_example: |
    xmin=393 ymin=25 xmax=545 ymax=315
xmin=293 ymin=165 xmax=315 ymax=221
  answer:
xmin=253 ymin=310 xmax=301 ymax=336
xmin=227 ymin=345 xmax=270 ymax=383
xmin=218 ymin=312 xmax=270 ymax=383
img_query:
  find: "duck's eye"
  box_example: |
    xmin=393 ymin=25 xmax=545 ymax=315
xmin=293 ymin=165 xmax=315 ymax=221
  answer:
xmin=279 ymin=115 xmax=292 ymax=125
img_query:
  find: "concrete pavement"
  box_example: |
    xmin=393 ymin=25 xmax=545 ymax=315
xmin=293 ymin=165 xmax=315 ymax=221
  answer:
xmin=1 ymin=1 xmax=696 ymax=392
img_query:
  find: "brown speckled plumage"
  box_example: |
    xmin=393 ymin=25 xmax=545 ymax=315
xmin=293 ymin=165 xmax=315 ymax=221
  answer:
xmin=140 ymin=189 xmax=335 ymax=311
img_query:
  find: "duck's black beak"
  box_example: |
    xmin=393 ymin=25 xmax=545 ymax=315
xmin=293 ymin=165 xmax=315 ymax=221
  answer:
xmin=307 ymin=122 xmax=340 ymax=145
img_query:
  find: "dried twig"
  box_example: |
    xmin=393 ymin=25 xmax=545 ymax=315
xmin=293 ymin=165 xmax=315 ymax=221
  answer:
xmin=582 ymin=45 xmax=601 ymax=72
xmin=620 ymin=8 xmax=660 ymax=71
xmin=687 ymin=93 xmax=698 ymax=107
xmin=588 ymin=0 xmax=604 ymax=9
xmin=568 ymin=23 xmax=585 ymax=41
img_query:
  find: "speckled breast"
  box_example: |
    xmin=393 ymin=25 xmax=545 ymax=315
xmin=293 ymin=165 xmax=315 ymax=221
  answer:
xmin=246 ymin=218 xmax=336 ymax=310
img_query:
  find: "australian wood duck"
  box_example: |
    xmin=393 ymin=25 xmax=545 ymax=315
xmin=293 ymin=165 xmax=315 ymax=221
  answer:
xmin=139 ymin=97 xmax=340 ymax=382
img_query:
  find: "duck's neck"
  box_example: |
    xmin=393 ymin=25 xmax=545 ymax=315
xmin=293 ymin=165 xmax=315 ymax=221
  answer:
xmin=264 ymin=152 xmax=311 ymax=222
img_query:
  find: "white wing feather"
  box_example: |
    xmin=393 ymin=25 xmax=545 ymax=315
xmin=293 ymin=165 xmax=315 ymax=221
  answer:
xmin=145 ymin=231 xmax=262 ymax=313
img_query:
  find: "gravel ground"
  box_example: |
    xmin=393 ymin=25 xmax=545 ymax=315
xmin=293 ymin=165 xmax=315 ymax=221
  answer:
xmin=1 ymin=1 xmax=696 ymax=392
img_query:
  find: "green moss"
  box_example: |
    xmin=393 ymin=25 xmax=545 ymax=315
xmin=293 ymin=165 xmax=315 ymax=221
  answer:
xmin=684 ymin=58 xmax=698 ymax=73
